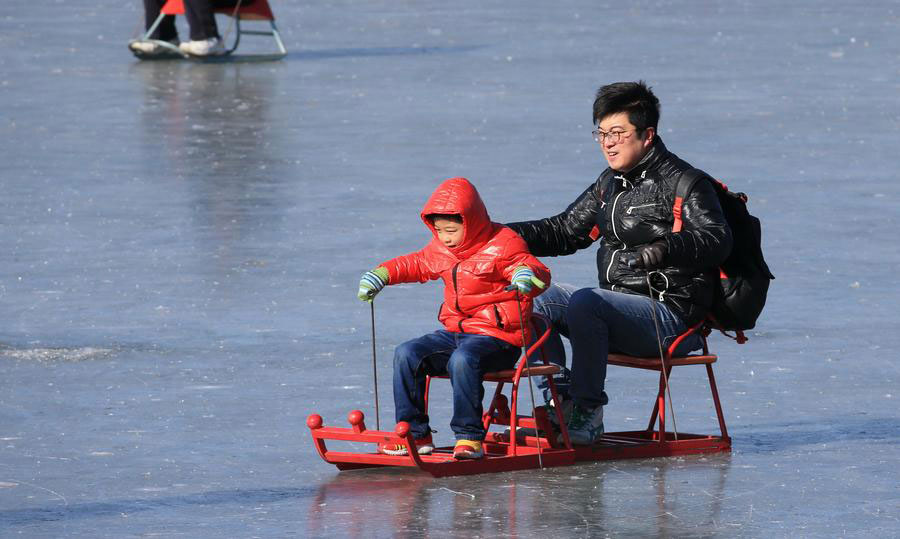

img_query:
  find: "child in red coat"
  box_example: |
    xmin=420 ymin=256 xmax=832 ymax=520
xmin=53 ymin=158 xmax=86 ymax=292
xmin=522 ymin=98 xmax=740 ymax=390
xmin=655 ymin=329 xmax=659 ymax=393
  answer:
xmin=358 ymin=177 xmax=550 ymax=459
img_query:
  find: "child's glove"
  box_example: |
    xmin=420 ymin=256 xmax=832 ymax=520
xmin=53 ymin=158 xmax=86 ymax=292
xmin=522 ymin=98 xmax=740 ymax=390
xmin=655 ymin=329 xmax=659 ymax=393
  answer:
xmin=357 ymin=267 xmax=390 ymax=302
xmin=510 ymin=266 xmax=546 ymax=295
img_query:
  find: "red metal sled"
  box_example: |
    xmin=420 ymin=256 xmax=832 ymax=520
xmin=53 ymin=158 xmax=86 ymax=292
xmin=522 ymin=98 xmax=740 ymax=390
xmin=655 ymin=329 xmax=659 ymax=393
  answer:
xmin=308 ymin=318 xmax=730 ymax=477
xmin=129 ymin=0 xmax=286 ymax=62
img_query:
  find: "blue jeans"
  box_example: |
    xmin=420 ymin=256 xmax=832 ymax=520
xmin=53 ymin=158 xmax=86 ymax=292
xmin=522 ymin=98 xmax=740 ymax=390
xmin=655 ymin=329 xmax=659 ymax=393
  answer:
xmin=393 ymin=330 xmax=519 ymax=441
xmin=532 ymin=283 xmax=703 ymax=408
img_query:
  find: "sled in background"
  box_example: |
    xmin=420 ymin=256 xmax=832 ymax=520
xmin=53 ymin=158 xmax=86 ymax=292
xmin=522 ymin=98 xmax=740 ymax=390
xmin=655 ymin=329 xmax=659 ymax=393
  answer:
xmin=128 ymin=0 xmax=286 ymax=62
xmin=307 ymin=316 xmax=731 ymax=477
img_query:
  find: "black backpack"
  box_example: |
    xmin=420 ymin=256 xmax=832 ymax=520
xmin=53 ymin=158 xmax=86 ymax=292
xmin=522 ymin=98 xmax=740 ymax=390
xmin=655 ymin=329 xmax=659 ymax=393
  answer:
xmin=673 ymin=169 xmax=774 ymax=339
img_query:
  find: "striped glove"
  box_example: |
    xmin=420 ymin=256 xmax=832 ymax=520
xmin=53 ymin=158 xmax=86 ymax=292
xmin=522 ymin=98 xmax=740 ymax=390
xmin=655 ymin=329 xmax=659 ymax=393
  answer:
xmin=357 ymin=267 xmax=390 ymax=302
xmin=510 ymin=266 xmax=545 ymax=295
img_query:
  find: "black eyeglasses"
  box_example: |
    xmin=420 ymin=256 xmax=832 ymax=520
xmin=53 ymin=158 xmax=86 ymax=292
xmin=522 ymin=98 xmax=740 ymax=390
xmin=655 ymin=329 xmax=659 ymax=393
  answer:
xmin=592 ymin=128 xmax=636 ymax=144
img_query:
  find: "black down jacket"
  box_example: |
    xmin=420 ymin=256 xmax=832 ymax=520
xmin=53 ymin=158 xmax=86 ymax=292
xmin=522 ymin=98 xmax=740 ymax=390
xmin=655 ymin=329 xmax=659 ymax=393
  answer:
xmin=508 ymin=137 xmax=733 ymax=326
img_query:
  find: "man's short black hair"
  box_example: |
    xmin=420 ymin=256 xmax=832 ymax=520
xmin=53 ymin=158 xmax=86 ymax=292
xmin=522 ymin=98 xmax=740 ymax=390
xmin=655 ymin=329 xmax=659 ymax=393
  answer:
xmin=592 ymin=81 xmax=661 ymax=133
xmin=425 ymin=213 xmax=463 ymax=224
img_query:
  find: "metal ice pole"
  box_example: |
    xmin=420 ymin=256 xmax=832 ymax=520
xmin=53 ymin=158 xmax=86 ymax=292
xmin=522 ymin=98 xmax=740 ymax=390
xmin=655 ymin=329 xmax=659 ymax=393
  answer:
xmin=508 ymin=285 xmax=543 ymax=469
xmin=647 ymin=272 xmax=679 ymax=440
xmin=370 ymin=301 xmax=381 ymax=431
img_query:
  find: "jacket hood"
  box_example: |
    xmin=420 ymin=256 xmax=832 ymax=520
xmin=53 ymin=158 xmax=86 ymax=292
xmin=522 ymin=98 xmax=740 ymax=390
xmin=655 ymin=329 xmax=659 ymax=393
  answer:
xmin=421 ymin=177 xmax=494 ymax=259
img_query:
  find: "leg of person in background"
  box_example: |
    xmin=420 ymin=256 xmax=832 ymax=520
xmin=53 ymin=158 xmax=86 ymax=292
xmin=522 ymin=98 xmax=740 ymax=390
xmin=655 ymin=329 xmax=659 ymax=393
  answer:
xmin=145 ymin=0 xmax=178 ymax=41
xmin=130 ymin=0 xmax=179 ymax=54
xmin=180 ymin=0 xmax=225 ymax=56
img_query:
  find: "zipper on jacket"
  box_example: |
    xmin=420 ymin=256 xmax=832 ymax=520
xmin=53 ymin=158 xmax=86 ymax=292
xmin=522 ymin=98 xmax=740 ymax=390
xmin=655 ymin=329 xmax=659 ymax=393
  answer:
xmin=493 ymin=306 xmax=505 ymax=329
xmin=452 ymin=263 xmax=465 ymax=333
xmin=605 ymin=248 xmax=622 ymax=283
xmin=452 ymin=263 xmax=461 ymax=312
xmin=608 ymin=176 xmax=630 ymax=244
xmin=609 ymin=192 xmax=626 ymax=242
xmin=625 ymin=203 xmax=660 ymax=215
xmin=606 ymin=175 xmax=631 ymax=283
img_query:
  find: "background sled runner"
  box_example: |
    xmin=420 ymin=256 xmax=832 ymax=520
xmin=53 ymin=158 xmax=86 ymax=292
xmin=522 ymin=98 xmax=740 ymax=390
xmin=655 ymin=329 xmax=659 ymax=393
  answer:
xmin=129 ymin=0 xmax=287 ymax=62
xmin=308 ymin=317 xmax=731 ymax=477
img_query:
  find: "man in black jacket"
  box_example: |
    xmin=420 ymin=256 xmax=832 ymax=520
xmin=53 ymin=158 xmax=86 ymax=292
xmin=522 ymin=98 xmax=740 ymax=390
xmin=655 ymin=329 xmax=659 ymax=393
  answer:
xmin=508 ymin=81 xmax=732 ymax=445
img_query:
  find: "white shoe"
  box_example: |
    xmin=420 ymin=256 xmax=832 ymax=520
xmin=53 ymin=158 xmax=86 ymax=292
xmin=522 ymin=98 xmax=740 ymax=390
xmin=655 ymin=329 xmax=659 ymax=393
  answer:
xmin=129 ymin=39 xmax=179 ymax=55
xmin=179 ymin=38 xmax=225 ymax=57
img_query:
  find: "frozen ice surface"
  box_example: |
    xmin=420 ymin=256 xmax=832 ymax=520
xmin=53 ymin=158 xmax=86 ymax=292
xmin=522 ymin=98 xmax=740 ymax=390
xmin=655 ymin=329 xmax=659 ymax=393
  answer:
xmin=1 ymin=0 xmax=899 ymax=536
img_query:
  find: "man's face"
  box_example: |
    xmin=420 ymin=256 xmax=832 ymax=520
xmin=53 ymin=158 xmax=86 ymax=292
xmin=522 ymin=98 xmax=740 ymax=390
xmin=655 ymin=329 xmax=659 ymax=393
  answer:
xmin=596 ymin=112 xmax=655 ymax=172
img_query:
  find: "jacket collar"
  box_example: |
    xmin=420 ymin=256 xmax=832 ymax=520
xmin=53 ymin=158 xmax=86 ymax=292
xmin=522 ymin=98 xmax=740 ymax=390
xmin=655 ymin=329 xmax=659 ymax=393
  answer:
xmin=620 ymin=136 xmax=667 ymax=183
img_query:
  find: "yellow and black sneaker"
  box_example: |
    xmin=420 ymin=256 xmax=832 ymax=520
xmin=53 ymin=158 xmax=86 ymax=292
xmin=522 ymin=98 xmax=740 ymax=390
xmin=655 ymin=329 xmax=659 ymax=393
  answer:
xmin=452 ymin=439 xmax=484 ymax=460
xmin=377 ymin=434 xmax=434 ymax=456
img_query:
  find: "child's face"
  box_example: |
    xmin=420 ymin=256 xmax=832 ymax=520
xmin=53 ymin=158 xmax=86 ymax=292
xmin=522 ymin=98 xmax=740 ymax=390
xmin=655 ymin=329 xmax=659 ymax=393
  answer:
xmin=432 ymin=217 xmax=464 ymax=249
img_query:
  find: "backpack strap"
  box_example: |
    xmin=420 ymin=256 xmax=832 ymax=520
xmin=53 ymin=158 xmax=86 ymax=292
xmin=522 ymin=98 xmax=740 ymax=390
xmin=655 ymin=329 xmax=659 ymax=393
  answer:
xmin=672 ymin=168 xmax=709 ymax=232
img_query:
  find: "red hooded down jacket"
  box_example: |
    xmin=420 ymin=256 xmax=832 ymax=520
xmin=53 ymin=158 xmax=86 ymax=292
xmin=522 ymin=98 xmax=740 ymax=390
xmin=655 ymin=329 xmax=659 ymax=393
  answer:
xmin=380 ymin=177 xmax=551 ymax=347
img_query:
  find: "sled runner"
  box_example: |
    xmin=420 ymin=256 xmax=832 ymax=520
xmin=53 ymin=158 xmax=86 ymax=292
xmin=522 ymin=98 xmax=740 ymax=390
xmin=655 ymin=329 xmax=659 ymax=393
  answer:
xmin=128 ymin=0 xmax=287 ymax=62
xmin=307 ymin=317 xmax=731 ymax=477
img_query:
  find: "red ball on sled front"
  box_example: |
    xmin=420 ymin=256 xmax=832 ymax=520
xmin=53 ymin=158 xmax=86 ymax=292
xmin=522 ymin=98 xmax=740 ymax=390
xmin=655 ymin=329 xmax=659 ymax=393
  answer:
xmin=395 ymin=422 xmax=410 ymax=437
xmin=306 ymin=414 xmax=322 ymax=429
xmin=347 ymin=410 xmax=364 ymax=426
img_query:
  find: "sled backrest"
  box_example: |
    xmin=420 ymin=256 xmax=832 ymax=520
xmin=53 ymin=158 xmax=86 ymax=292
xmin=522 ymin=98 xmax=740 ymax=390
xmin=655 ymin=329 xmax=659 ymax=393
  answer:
xmin=161 ymin=0 xmax=276 ymax=21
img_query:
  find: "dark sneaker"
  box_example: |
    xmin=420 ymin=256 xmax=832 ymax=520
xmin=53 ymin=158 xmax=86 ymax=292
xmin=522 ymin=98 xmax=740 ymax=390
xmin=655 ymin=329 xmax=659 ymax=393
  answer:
xmin=452 ymin=439 xmax=484 ymax=460
xmin=377 ymin=434 xmax=434 ymax=456
xmin=503 ymin=398 xmax=572 ymax=439
xmin=546 ymin=397 xmax=573 ymax=429
xmin=564 ymin=404 xmax=604 ymax=445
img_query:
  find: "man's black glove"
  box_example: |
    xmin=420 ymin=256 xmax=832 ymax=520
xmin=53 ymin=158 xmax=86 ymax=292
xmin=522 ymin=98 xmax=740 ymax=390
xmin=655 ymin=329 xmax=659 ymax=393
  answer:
xmin=633 ymin=241 xmax=668 ymax=270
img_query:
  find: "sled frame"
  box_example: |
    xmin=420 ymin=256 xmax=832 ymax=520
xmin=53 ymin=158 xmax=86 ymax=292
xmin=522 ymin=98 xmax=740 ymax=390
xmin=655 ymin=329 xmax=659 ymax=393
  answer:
xmin=582 ymin=320 xmax=731 ymax=461
xmin=308 ymin=320 xmax=730 ymax=477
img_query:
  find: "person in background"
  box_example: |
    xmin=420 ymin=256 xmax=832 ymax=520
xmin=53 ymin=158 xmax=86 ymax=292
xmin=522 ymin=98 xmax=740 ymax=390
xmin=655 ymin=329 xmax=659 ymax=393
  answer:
xmin=130 ymin=0 xmax=226 ymax=57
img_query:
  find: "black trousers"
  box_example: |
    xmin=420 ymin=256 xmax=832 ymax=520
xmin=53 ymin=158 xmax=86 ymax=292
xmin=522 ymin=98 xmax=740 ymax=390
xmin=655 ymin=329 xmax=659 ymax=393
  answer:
xmin=143 ymin=0 xmax=221 ymax=41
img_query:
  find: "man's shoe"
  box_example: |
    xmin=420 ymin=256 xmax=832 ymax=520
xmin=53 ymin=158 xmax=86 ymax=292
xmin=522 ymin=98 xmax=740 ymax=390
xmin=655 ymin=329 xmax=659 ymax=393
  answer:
xmin=547 ymin=397 xmax=573 ymax=429
xmin=501 ymin=397 xmax=573 ymax=440
xmin=562 ymin=404 xmax=604 ymax=445
xmin=453 ymin=439 xmax=484 ymax=460
xmin=179 ymin=38 xmax=225 ymax=56
xmin=377 ymin=434 xmax=434 ymax=456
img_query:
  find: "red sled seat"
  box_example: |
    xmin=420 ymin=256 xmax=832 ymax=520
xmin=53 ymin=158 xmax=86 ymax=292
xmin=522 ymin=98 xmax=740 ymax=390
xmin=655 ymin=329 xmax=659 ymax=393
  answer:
xmin=597 ymin=320 xmax=731 ymax=458
xmin=424 ymin=313 xmax=575 ymax=456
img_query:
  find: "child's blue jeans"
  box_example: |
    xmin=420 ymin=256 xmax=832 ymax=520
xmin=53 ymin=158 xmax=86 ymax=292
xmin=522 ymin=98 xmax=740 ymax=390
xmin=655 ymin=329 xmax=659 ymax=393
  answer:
xmin=392 ymin=330 xmax=519 ymax=441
